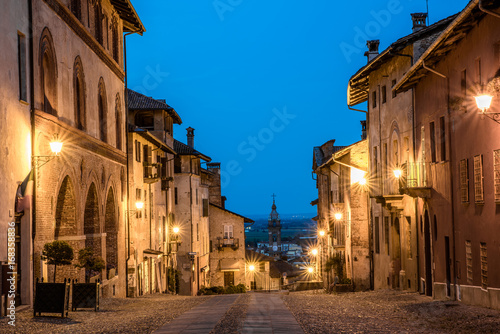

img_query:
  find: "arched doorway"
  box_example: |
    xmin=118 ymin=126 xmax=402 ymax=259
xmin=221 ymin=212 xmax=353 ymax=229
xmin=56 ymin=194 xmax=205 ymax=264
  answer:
xmin=391 ymin=217 xmax=401 ymax=288
xmin=84 ymin=183 xmax=101 ymax=263
xmin=424 ymin=211 xmax=432 ymax=296
xmin=105 ymin=188 xmax=118 ymax=279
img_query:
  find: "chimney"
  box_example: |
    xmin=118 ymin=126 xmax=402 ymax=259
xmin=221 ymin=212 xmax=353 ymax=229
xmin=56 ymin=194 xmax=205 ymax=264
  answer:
xmin=364 ymin=40 xmax=380 ymax=63
xmin=361 ymin=120 xmax=367 ymax=140
xmin=411 ymin=13 xmax=427 ymax=33
xmin=221 ymin=196 xmax=227 ymax=209
xmin=186 ymin=127 xmax=194 ymax=148
xmin=207 ymin=162 xmax=222 ymax=207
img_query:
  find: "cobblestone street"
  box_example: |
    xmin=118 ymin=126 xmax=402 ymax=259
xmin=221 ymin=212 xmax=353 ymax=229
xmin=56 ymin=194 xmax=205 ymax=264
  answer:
xmin=283 ymin=290 xmax=500 ymax=333
xmin=1 ymin=290 xmax=500 ymax=333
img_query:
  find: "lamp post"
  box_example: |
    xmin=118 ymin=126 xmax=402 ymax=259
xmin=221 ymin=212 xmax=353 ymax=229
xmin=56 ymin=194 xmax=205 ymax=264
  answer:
xmin=33 ymin=134 xmax=63 ymax=169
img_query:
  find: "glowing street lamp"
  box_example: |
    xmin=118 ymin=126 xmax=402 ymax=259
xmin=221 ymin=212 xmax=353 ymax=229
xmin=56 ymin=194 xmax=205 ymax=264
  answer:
xmin=249 ymin=265 xmax=255 ymax=272
xmin=475 ymin=94 xmax=493 ymax=113
xmin=334 ymin=212 xmax=343 ymax=221
xmin=318 ymin=230 xmax=325 ymax=237
xmin=393 ymin=168 xmax=402 ymax=179
xmin=135 ymin=201 xmax=144 ymax=210
xmin=49 ymin=139 xmax=63 ymax=155
xmin=173 ymin=227 xmax=180 ymax=234
xmin=311 ymin=248 xmax=318 ymax=256
xmin=33 ymin=134 xmax=64 ymax=169
xmin=308 ymin=267 xmax=314 ymax=274
xmin=359 ymin=177 xmax=367 ymax=186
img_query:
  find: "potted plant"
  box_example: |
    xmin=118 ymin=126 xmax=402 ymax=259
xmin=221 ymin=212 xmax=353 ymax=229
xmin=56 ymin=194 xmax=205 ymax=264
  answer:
xmin=34 ymin=241 xmax=73 ymax=317
xmin=41 ymin=240 xmax=74 ymax=283
xmin=72 ymin=247 xmax=105 ymax=311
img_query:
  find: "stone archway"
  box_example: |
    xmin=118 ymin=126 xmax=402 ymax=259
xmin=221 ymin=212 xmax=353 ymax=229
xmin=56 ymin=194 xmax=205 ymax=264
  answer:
xmin=84 ymin=183 xmax=101 ymax=257
xmin=105 ymin=188 xmax=118 ymax=279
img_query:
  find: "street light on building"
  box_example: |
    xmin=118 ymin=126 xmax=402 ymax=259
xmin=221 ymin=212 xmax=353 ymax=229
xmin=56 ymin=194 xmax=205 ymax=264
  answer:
xmin=334 ymin=212 xmax=343 ymax=221
xmin=393 ymin=168 xmax=402 ymax=179
xmin=135 ymin=201 xmax=144 ymax=210
xmin=475 ymin=94 xmax=493 ymax=113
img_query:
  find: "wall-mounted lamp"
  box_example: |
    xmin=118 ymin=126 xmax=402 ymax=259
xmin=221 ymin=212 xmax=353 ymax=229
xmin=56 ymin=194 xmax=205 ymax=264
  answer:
xmin=33 ymin=134 xmax=64 ymax=169
xmin=475 ymin=93 xmax=499 ymax=124
xmin=393 ymin=168 xmax=403 ymax=179
xmin=334 ymin=212 xmax=343 ymax=221
xmin=318 ymin=230 xmax=325 ymax=237
xmin=135 ymin=201 xmax=144 ymax=210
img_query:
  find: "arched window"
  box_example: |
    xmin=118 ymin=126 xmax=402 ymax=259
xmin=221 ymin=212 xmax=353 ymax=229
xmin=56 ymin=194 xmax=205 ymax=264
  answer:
xmin=111 ymin=17 xmax=119 ymax=62
xmin=39 ymin=28 xmax=58 ymax=116
xmin=98 ymin=78 xmax=107 ymax=143
xmin=115 ymin=93 xmax=122 ymax=150
xmin=71 ymin=0 xmax=81 ymax=21
xmin=94 ymin=2 xmax=102 ymax=45
xmin=73 ymin=56 xmax=86 ymax=130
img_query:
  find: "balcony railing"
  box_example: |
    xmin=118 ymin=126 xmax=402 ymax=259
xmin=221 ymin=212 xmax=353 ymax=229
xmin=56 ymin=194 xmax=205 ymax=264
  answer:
xmin=406 ymin=162 xmax=430 ymax=188
xmin=216 ymin=237 xmax=239 ymax=250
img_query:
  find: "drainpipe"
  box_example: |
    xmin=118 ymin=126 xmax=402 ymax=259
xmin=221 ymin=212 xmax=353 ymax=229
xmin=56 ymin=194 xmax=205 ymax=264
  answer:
xmin=124 ymin=30 xmax=140 ymax=298
xmin=28 ymin=0 xmax=35 ymax=306
xmin=479 ymin=0 xmax=500 ymax=19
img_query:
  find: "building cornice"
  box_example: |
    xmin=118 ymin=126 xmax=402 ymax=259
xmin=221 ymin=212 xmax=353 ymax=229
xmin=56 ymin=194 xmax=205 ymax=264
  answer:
xmin=43 ymin=0 xmax=125 ymax=81
xmin=35 ymin=110 xmax=127 ymax=165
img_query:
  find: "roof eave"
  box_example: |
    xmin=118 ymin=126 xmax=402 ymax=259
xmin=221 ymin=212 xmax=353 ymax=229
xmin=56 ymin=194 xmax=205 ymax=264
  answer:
xmin=394 ymin=0 xmax=479 ymax=92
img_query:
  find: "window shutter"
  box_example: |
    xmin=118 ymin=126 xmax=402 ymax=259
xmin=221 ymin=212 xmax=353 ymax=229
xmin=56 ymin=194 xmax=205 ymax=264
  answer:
xmin=474 ymin=155 xmax=484 ymax=203
xmin=494 ymin=150 xmax=500 ymax=203
xmin=460 ymin=159 xmax=469 ymax=203
xmin=161 ymin=157 xmax=168 ymax=179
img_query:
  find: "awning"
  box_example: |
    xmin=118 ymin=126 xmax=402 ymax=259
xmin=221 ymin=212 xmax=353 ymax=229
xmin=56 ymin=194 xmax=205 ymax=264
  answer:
xmin=220 ymin=259 xmax=240 ymax=272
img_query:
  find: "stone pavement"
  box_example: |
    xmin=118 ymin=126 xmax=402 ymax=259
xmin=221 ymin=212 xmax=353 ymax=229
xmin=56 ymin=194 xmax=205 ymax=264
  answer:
xmin=154 ymin=292 xmax=304 ymax=334
xmin=241 ymin=293 xmax=304 ymax=334
xmin=154 ymin=294 xmax=239 ymax=334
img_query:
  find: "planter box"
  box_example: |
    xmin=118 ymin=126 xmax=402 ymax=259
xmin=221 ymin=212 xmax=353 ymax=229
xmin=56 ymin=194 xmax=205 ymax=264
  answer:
xmin=72 ymin=281 xmax=100 ymax=311
xmin=34 ymin=280 xmax=70 ymax=317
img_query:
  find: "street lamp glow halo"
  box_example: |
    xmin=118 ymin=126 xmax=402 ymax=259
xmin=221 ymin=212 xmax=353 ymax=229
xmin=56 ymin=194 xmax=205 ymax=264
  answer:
xmin=475 ymin=94 xmax=493 ymax=112
xmin=311 ymin=248 xmax=318 ymax=256
xmin=393 ymin=168 xmax=402 ymax=179
xmin=50 ymin=140 xmax=63 ymax=155
xmin=173 ymin=227 xmax=180 ymax=234
xmin=308 ymin=267 xmax=314 ymax=273
xmin=135 ymin=201 xmax=144 ymax=210
xmin=249 ymin=265 xmax=255 ymax=272
xmin=359 ymin=177 xmax=367 ymax=186
xmin=334 ymin=212 xmax=343 ymax=221
xmin=319 ymin=230 xmax=325 ymax=237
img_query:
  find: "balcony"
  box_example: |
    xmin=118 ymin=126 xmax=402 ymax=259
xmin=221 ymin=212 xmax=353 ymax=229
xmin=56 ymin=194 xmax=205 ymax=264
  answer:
xmin=401 ymin=162 xmax=432 ymax=199
xmin=216 ymin=237 xmax=239 ymax=250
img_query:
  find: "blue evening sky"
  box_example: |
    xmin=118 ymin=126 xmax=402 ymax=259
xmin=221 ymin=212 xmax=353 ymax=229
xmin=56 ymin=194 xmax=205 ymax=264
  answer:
xmin=127 ymin=0 xmax=470 ymax=216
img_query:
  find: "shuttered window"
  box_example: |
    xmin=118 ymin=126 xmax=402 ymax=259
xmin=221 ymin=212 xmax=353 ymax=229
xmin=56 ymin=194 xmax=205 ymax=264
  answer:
xmin=480 ymin=242 xmax=487 ymax=290
xmin=143 ymin=145 xmax=152 ymax=178
xmin=460 ymin=159 xmax=469 ymax=203
xmin=474 ymin=155 xmax=484 ymax=203
xmin=466 ymin=240 xmax=472 ymax=284
xmin=494 ymin=150 xmax=500 ymax=203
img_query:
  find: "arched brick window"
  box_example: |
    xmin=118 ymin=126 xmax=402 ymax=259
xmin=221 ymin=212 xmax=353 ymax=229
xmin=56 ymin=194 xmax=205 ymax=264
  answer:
xmin=94 ymin=2 xmax=102 ymax=45
xmin=98 ymin=78 xmax=107 ymax=143
xmin=111 ymin=17 xmax=119 ymax=63
xmin=115 ymin=93 xmax=122 ymax=150
xmin=73 ymin=56 xmax=86 ymax=130
xmin=39 ymin=28 xmax=58 ymax=116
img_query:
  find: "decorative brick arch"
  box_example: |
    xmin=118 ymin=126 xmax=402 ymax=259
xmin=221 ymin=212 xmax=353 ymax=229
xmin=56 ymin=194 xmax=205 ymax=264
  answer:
xmin=55 ymin=176 xmax=77 ymax=238
xmin=84 ymin=182 xmax=101 ymax=257
xmin=105 ymin=187 xmax=118 ymax=278
xmin=73 ymin=56 xmax=86 ymax=130
xmin=389 ymin=120 xmax=401 ymax=168
xmin=39 ymin=27 xmax=58 ymax=116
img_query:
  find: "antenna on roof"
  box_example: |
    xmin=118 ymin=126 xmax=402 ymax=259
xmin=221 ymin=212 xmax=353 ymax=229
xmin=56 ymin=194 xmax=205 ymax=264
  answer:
xmin=426 ymin=0 xmax=430 ymax=25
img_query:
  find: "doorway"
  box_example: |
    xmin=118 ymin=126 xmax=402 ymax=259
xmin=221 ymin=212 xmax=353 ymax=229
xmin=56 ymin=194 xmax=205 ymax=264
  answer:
xmin=445 ymin=236 xmax=451 ymax=297
xmin=224 ymin=272 xmax=234 ymax=287
xmin=424 ymin=212 xmax=432 ymax=296
xmin=391 ymin=217 xmax=401 ymax=289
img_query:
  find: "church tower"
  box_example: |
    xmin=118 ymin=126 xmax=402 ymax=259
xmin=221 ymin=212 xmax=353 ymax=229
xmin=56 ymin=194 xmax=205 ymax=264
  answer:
xmin=268 ymin=195 xmax=282 ymax=258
